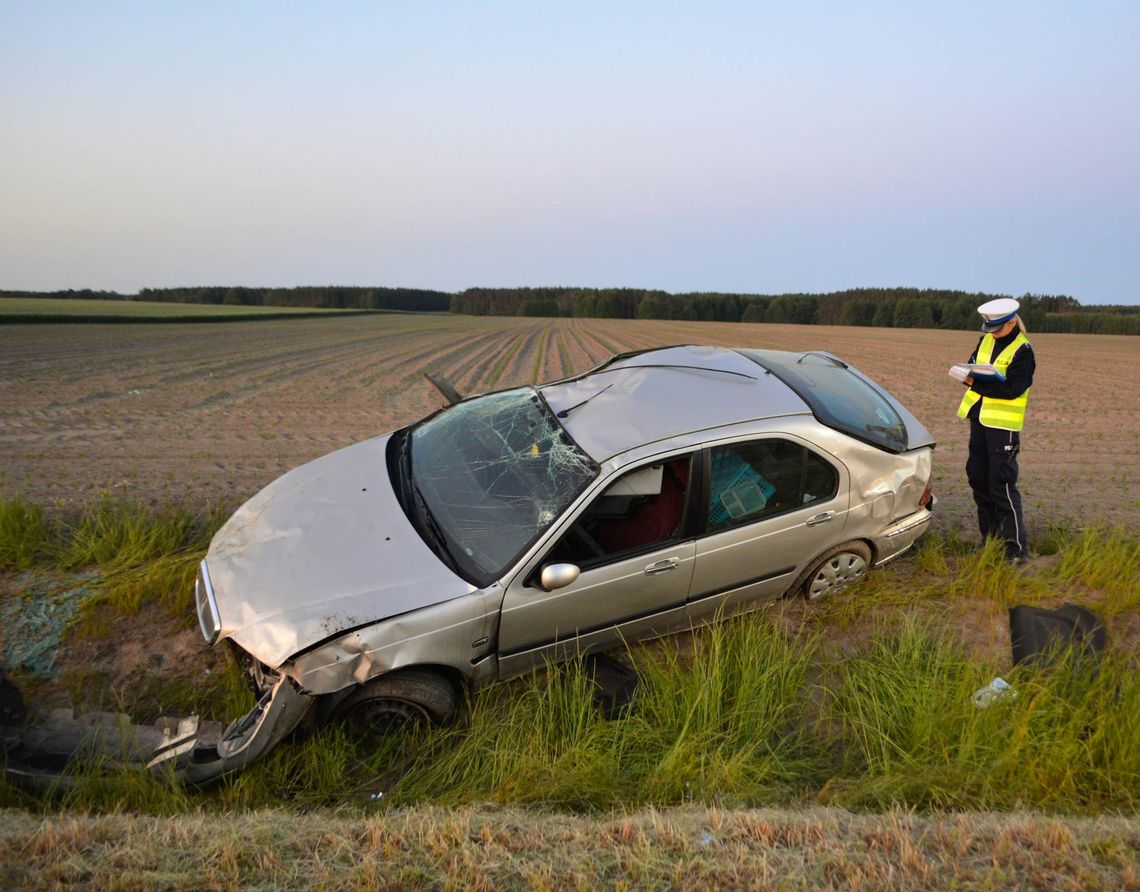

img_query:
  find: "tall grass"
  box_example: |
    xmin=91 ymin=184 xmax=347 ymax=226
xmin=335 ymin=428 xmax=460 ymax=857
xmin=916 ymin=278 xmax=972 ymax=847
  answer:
xmin=2 ymin=497 xmax=1139 ymax=816
xmin=5 ymin=611 xmax=1139 ymax=815
xmin=1051 ymin=527 xmax=1140 ymax=609
xmin=347 ymin=616 xmax=821 ymax=810
xmin=0 ymin=497 xmax=50 ymax=570
xmin=0 ymin=497 xmax=224 ymax=623
xmin=822 ymin=622 xmax=1140 ymax=812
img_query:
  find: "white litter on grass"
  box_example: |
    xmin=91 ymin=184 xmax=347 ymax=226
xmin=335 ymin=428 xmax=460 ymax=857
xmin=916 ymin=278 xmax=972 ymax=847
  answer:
xmin=972 ymin=676 xmax=1016 ymax=708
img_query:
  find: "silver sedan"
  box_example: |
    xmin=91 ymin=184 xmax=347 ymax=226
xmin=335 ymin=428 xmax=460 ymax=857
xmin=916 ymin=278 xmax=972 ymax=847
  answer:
xmin=161 ymin=345 xmax=935 ymax=783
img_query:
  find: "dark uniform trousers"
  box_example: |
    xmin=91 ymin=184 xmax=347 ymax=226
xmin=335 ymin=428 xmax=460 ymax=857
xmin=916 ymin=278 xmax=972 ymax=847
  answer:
xmin=965 ymin=416 xmax=1025 ymax=558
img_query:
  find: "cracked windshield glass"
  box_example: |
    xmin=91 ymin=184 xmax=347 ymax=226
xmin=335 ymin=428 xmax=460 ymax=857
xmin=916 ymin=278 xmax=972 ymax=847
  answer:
xmin=411 ymin=388 xmax=598 ymax=581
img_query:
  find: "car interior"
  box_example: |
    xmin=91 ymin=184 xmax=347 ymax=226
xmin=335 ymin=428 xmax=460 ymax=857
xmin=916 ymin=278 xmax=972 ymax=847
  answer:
xmin=545 ymin=456 xmax=694 ymax=568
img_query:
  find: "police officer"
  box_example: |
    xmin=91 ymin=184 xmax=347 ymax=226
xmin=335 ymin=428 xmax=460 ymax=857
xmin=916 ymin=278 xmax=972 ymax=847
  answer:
xmin=956 ymin=297 xmax=1036 ymax=562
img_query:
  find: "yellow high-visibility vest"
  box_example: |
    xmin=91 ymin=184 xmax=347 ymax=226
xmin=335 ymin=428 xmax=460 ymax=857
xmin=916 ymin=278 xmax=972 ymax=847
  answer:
xmin=956 ymin=332 xmax=1031 ymax=431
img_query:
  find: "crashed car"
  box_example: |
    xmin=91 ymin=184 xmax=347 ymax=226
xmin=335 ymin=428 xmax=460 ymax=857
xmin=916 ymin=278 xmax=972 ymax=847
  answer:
xmin=153 ymin=344 xmax=935 ymax=783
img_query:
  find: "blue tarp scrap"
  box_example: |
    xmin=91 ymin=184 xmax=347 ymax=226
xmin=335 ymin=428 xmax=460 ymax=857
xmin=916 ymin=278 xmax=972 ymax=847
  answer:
xmin=1 ymin=571 xmax=100 ymax=679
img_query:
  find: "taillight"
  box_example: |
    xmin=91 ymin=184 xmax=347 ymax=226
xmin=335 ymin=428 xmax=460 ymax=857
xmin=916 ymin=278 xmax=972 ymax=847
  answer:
xmin=920 ymin=485 xmax=933 ymax=508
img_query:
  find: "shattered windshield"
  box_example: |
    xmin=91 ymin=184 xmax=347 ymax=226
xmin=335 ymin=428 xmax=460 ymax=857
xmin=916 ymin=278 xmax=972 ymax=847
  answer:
xmin=407 ymin=388 xmax=598 ymax=585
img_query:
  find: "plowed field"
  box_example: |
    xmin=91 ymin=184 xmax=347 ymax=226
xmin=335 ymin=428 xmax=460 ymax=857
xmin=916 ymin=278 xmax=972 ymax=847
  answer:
xmin=2 ymin=315 xmax=1137 ymax=533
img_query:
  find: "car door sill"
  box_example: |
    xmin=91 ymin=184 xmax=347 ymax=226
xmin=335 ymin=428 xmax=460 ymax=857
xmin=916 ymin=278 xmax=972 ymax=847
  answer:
xmin=498 ymin=598 xmax=689 ymax=658
xmin=686 ymin=566 xmax=796 ymax=604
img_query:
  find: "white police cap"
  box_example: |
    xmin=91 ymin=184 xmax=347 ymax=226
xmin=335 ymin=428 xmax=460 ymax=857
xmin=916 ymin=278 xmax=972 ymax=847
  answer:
xmin=977 ymin=297 xmax=1020 ymax=332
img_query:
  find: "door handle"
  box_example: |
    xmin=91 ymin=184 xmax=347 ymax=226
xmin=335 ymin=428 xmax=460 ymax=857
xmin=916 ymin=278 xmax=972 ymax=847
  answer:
xmin=806 ymin=511 xmax=834 ymax=527
xmin=644 ymin=557 xmax=680 ymax=575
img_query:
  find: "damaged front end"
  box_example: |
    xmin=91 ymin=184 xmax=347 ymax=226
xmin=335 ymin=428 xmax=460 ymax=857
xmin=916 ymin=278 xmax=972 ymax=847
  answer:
xmin=147 ymin=674 xmax=313 ymax=786
xmin=1 ymin=557 xmax=315 ymax=790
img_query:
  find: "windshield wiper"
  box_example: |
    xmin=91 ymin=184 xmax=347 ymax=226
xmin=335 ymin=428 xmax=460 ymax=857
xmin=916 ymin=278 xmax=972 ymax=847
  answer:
xmin=410 ymin=482 xmax=462 ymax=575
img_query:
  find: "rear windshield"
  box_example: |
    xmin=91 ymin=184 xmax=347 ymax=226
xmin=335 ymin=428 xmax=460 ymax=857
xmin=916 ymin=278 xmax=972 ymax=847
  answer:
xmin=743 ymin=352 xmax=908 ymax=452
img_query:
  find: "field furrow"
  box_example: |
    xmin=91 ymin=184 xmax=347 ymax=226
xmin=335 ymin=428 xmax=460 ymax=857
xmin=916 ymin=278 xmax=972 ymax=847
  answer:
xmin=554 ymin=329 xmax=573 ymax=379
xmin=0 ymin=318 xmax=1134 ymax=531
xmin=496 ymin=324 xmax=546 ymax=388
xmin=450 ymin=328 xmax=528 ymax=394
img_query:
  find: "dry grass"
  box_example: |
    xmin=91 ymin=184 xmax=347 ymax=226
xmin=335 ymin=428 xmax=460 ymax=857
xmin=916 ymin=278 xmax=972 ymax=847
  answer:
xmin=1 ymin=804 xmax=1137 ymax=890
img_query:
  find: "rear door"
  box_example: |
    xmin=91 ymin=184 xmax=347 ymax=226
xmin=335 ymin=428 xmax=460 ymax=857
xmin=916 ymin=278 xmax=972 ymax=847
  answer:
xmin=686 ymin=435 xmax=848 ymax=621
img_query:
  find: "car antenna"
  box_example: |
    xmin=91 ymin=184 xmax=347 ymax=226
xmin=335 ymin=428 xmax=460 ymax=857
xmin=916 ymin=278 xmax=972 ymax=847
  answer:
xmin=556 ymin=382 xmax=615 ymax=418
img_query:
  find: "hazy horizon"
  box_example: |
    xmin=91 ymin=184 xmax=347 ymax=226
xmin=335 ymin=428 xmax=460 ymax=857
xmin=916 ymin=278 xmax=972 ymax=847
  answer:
xmin=3 ymin=283 xmax=1133 ymax=309
xmin=2 ymin=3 xmax=1137 ymax=304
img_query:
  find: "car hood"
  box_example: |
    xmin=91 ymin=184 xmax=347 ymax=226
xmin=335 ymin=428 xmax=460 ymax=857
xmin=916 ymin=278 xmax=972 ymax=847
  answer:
xmin=205 ymin=432 xmax=476 ymax=669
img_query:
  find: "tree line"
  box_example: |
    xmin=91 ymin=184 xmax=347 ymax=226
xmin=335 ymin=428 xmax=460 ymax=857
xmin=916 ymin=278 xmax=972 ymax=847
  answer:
xmin=4 ymin=286 xmax=1136 ymax=333
xmin=136 ymin=286 xmax=451 ymax=312
xmin=452 ymin=287 xmax=1139 ymax=334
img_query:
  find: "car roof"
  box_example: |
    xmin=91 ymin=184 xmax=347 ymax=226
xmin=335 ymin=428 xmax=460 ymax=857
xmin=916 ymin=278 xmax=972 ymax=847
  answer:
xmin=539 ymin=345 xmax=812 ymax=461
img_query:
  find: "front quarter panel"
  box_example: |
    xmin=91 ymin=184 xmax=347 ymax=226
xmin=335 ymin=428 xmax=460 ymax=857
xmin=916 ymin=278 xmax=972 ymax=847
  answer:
xmin=286 ymin=588 xmax=502 ymax=695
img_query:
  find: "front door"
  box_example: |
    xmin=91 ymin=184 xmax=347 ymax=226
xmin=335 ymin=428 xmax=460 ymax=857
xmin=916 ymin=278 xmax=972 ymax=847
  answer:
xmin=497 ymin=454 xmax=698 ymax=679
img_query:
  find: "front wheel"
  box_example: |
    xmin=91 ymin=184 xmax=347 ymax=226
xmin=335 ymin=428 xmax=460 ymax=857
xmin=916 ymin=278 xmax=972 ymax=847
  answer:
xmin=793 ymin=540 xmax=872 ymax=603
xmin=329 ymin=669 xmax=457 ymax=738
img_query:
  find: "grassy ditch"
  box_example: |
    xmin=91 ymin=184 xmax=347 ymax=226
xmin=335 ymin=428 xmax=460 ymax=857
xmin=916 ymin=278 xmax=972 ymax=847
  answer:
xmin=189 ymin=619 xmax=1137 ymax=816
xmin=1 ymin=498 xmax=1138 ymax=817
xmin=0 ymin=496 xmax=224 ymax=624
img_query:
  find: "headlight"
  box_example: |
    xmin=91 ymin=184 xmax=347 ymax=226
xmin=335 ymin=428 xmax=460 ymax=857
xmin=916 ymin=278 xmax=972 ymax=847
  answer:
xmin=196 ymin=559 xmax=221 ymax=645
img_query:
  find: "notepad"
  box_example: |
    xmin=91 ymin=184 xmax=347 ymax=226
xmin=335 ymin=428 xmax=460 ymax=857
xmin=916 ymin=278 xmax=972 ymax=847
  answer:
xmin=948 ymin=363 xmax=1005 ymax=383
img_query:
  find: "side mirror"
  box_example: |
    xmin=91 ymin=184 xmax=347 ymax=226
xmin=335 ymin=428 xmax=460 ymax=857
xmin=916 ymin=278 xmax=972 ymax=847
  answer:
xmin=539 ymin=563 xmax=580 ymax=592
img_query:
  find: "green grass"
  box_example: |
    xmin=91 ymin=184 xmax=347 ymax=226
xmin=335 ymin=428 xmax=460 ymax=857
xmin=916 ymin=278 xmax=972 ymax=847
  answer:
xmin=0 ymin=297 xmax=370 ymax=318
xmin=1053 ymin=527 xmax=1140 ymax=608
xmin=0 ymin=497 xmax=225 ymax=631
xmin=377 ymin=616 xmax=820 ymax=810
xmin=813 ymin=528 xmax=1140 ymax=627
xmin=0 ymin=498 xmax=50 ymax=570
xmin=821 ymin=622 xmax=1140 ymax=812
xmin=2 ymin=498 xmax=1139 ymax=818
xmin=12 ymin=612 xmax=1133 ymax=817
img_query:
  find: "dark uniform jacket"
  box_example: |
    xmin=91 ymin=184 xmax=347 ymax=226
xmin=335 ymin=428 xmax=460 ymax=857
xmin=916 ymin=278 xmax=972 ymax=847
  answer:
xmin=965 ymin=329 xmax=1036 ymax=419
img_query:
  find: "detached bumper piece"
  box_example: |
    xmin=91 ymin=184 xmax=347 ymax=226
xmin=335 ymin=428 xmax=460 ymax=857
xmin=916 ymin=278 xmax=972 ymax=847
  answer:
xmin=148 ymin=676 xmax=313 ymax=786
xmin=2 ymin=707 xmax=216 ymax=793
xmin=1 ymin=674 xmax=312 ymax=791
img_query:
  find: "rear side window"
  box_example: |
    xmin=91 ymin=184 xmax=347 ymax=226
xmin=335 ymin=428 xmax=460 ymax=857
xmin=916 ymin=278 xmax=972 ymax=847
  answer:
xmin=746 ymin=353 xmax=908 ymax=452
xmin=706 ymin=439 xmax=838 ymax=532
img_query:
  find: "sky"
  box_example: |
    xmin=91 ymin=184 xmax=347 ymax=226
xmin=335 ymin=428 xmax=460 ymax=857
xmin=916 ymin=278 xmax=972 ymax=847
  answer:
xmin=1 ymin=2 xmax=1137 ymax=304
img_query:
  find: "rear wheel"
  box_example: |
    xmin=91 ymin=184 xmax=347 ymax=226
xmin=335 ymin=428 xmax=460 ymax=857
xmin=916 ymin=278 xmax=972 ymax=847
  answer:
xmin=794 ymin=540 xmax=872 ymax=603
xmin=330 ymin=669 xmax=457 ymax=738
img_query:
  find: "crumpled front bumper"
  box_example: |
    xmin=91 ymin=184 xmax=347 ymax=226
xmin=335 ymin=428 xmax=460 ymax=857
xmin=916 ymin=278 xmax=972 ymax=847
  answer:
xmin=148 ymin=675 xmax=313 ymax=786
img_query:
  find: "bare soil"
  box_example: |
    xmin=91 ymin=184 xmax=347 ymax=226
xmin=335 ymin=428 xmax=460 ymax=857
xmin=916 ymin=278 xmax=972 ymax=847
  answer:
xmin=1 ymin=316 xmax=1136 ymax=535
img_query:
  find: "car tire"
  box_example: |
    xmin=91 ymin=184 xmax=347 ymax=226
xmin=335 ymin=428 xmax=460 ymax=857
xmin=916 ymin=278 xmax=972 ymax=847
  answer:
xmin=794 ymin=540 xmax=872 ymax=603
xmin=330 ymin=669 xmax=457 ymax=737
